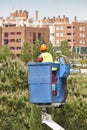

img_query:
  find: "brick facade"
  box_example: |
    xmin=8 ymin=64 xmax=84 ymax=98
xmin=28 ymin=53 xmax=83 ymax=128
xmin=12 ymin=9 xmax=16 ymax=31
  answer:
xmin=2 ymin=26 xmax=49 ymax=57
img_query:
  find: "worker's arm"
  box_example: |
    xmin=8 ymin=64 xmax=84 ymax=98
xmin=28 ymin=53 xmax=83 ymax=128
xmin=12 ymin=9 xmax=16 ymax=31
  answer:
xmin=37 ymin=56 xmax=43 ymax=62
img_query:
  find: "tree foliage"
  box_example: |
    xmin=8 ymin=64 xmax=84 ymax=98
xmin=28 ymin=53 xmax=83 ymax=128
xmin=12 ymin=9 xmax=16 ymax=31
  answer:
xmin=48 ymin=41 xmax=55 ymax=60
xmin=29 ymin=105 xmax=42 ymax=130
xmin=32 ymin=40 xmax=40 ymax=62
xmin=20 ymin=41 xmax=32 ymax=63
xmin=51 ymin=75 xmax=87 ymax=130
xmin=60 ymin=40 xmax=71 ymax=57
xmin=0 ymin=59 xmax=28 ymax=91
xmin=0 ymin=41 xmax=87 ymax=130
xmin=0 ymin=46 xmax=13 ymax=62
xmin=0 ymin=59 xmax=30 ymax=130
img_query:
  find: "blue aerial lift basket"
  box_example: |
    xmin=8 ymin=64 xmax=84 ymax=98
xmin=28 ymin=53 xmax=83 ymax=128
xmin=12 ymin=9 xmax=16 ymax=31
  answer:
xmin=28 ymin=57 xmax=70 ymax=104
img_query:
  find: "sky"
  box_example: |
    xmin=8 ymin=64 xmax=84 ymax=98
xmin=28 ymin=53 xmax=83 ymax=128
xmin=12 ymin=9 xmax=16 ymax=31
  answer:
xmin=0 ymin=0 xmax=87 ymax=21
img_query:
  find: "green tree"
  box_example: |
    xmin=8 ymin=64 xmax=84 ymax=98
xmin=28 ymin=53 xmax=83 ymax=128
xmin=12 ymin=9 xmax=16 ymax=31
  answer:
xmin=80 ymin=59 xmax=85 ymax=66
xmin=0 ymin=46 xmax=13 ymax=62
xmin=48 ymin=41 xmax=55 ymax=60
xmin=40 ymin=36 xmax=45 ymax=44
xmin=33 ymin=40 xmax=40 ymax=62
xmin=0 ymin=44 xmax=87 ymax=130
xmin=29 ymin=105 xmax=42 ymax=130
xmin=20 ymin=41 xmax=32 ymax=64
xmin=60 ymin=40 xmax=71 ymax=57
xmin=51 ymin=75 xmax=87 ymax=130
xmin=0 ymin=59 xmax=28 ymax=91
xmin=0 ymin=59 xmax=30 ymax=130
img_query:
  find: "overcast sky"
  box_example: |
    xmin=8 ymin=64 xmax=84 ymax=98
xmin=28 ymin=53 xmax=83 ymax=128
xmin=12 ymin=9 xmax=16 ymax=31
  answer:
xmin=0 ymin=0 xmax=87 ymax=21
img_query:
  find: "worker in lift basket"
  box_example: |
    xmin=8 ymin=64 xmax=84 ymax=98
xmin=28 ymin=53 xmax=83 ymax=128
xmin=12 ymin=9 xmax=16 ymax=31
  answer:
xmin=37 ymin=43 xmax=57 ymax=96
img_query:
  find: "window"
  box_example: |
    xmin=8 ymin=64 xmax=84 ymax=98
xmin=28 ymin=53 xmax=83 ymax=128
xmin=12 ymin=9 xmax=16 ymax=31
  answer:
xmin=67 ymin=39 xmax=71 ymax=42
xmin=79 ymin=33 xmax=85 ymax=38
xmin=38 ymin=33 xmax=41 ymax=39
xmin=4 ymin=39 xmax=8 ymax=45
xmin=56 ymin=39 xmax=63 ymax=44
xmin=60 ymin=26 xmax=64 ymax=30
xmin=56 ymin=33 xmax=59 ymax=37
xmin=16 ymin=39 xmax=21 ymax=42
xmin=56 ymin=33 xmax=64 ymax=37
xmin=67 ymin=33 xmax=71 ymax=35
xmin=67 ymin=26 xmax=71 ymax=29
xmin=60 ymin=33 xmax=64 ymax=37
xmin=16 ymin=54 xmax=20 ymax=57
xmin=56 ymin=27 xmax=60 ymax=30
xmin=33 ymin=32 xmax=36 ymax=43
xmin=79 ymin=26 xmax=85 ymax=31
xmin=16 ymin=32 xmax=21 ymax=35
xmin=16 ymin=47 xmax=21 ymax=50
xmin=56 ymin=26 xmax=64 ymax=30
xmin=10 ymin=47 xmax=15 ymax=50
xmin=80 ymin=40 xmax=85 ymax=44
xmin=4 ymin=32 xmax=8 ymax=37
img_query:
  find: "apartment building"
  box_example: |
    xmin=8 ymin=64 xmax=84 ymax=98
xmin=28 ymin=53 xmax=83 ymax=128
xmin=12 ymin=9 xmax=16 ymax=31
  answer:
xmin=72 ymin=20 xmax=87 ymax=53
xmin=2 ymin=26 xmax=49 ymax=57
xmin=42 ymin=16 xmax=87 ymax=53
xmin=0 ymin=10 xmax=42 ymax=27
xmin=0 ymin=10 xmax=87 ymax=54
xmin=0 ymin=10 xmax=49 ymax=57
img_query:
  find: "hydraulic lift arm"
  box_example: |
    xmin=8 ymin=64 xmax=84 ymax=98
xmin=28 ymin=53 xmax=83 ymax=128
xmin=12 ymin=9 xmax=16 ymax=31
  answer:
xmin=41 ymin=108 xmax=65 ymax=130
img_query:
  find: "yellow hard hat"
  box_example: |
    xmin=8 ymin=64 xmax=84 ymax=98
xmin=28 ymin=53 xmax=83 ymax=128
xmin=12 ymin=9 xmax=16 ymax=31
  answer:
xmin=40 ymin=44 xmax=47 ymax=51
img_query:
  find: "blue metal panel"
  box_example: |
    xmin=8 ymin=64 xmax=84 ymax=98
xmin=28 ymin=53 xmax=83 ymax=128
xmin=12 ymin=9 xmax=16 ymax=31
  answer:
xmin=59 ymin=57 xmax=70 ymax=78
xmin=28 ymin=62 xmax=53 ymax=103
